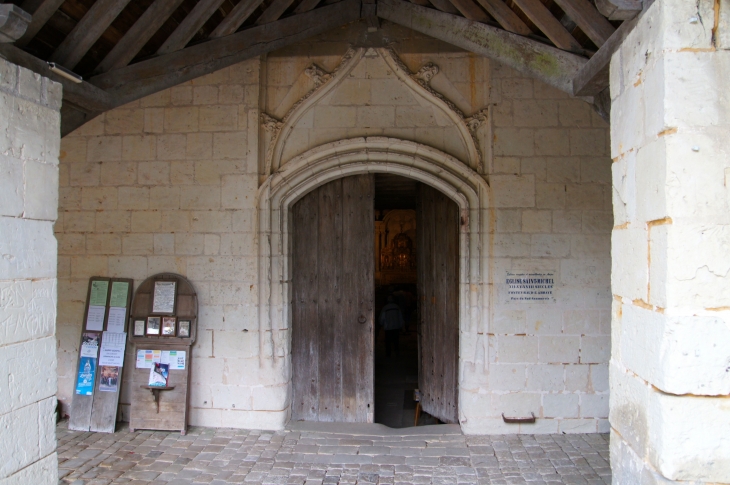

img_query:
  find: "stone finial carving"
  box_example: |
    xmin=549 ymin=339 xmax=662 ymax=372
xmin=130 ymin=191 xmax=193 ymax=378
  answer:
xmin=413 ymin=63 xmax=439 ymax=85
xmin=304 ymin=64 xmax=332 ymax=88
xmin=0 ymin=4 xmax=31 ymax=43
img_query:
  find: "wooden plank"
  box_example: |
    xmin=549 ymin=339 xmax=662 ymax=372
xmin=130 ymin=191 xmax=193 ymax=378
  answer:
xmin=90 ymin=0 xmax=361 ymax=99
xmin=95 ymin=0 xmax=186 ymax=73
xmin=210 ymin=0 xmax=265 ymax=38
xmin=429 ymin=0 xmax=461 ymax=14
xmin=291 ymin=185 xmax=319 ymax=421
xmin=377 ymin=0 xmax=586 ymax=95
xmin=0 ymin=44 xmax=113 ymax=113
xmin=16 ymin=0 xmax=65 ymax=47
xmin=156 ymin=0 xmax=227 ymax=55
xmin=256 ymin=0 xmax=297 ymax=25
xmin=474 ymin=0 xmax=531 ymax=35
xmin=294 ymin=0 xmax=322 ymax=14
xmin=448 ymin=0 xmax=490 ymax=23
xmin=572 ymin=14 xmax=638 ymax=96
xmin=595 ymin=0 xmax=640 ymax=20
xmin=408 ymin=0 xmax=432 ymax=6
xmin=552 ymin=0 xmax=615 ymax=47
xmin=511 ymin=0 xmax=584 ymax=52
xmin=49 ymin=0 xmax=133 ymax=69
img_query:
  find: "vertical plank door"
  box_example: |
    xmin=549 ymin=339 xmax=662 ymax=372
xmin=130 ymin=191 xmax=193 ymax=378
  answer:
xmin=291 ymin=175 xmax=375 ymax=422
xmin=416 ymin=183 xmax=459 ymax=423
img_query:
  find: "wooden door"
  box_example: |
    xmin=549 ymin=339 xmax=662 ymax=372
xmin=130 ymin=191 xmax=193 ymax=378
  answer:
xmin=417 ymin=183 xmax=459 ymax=423
xmin=291 ymin=175 xmax=374 ymax=422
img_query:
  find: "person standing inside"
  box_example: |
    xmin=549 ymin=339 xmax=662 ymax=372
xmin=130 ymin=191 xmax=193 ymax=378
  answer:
xmin=379 ymin=296 xmax=404 ymax=358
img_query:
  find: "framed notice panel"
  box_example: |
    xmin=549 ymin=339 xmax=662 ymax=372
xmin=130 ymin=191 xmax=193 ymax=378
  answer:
xmin=128 ymin=273 xmax=197 ymax=435
xmin=69 ymin=277 xmax=133 ymax=433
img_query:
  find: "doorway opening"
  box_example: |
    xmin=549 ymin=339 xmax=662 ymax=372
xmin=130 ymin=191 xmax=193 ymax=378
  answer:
xmin=373 ymin=174 xmax=459 ymax=428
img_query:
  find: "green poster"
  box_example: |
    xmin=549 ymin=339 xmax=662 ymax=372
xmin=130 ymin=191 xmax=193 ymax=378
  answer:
xmin=89 ymin=280 xmax=109 ymax=307
xmin=109 ymin=281 xmax=129 ymax=308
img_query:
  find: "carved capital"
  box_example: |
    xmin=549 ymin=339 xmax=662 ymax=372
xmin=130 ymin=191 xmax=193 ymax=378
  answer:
xmin=304 ymin=64 xmax=333 ymax=87
xmin=261 ymin=113 xmax=283 ymax=134
xmin=464 ymin=109 xmax=489 ymax=134
xmin=0 ymin=4 xmax=31 ymax=43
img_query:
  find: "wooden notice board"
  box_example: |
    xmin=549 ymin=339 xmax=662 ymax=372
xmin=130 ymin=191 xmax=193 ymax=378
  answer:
xmin=128 ymin=273 xmax=197 ymax=435
xmin=69 ymin=277 xmax=133 ymax=432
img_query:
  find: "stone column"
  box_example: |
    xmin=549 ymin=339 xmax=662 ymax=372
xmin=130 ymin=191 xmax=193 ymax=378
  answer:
xmin=0 ymin=58 xmax=61 ymax=483
xmin=609 ymin=0 xmax=730 ymax=482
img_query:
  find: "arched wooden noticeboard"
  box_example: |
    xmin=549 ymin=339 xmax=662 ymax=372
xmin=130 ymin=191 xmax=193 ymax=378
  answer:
xmin=128 ymin=273 xmax=197 ymax=434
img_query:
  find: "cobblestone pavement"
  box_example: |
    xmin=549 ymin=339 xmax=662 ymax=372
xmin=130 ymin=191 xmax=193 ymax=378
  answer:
xmin=57 ymin=422 xmax=611 ymax=485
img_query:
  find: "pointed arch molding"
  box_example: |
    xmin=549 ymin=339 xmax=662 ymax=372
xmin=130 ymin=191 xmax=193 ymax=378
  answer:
xmin=256 ymin=137 xmax=491 ymax=425
xmin=262 ymin=47 xmax=488 ymax=174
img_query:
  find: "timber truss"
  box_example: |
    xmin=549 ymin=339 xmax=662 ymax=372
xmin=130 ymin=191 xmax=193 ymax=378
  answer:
xmin=0 ymin=0 xmax=642 ymax=135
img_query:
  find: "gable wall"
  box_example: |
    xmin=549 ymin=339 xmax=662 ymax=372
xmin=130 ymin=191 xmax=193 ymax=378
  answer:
xmin=55 ymin=25 xmax=612 ymax=432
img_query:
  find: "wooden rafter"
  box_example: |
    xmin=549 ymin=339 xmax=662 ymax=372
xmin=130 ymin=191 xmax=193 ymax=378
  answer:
xmin=49 ymin=0 xmax=133 ymax=69
xmin=377 ymin=0 xmax=586 ymax=94
xmin=157 ymin=0 xmax=227 ymax=55
xmin=552 ymin=0 xmax=615 ymax=47
xmin=474 ymin=0 xmax=532 ymax=35
xmin=448 ymin=0 xmax=490 ymax=23
xmin=511 ymin=0 xmax=584 ymax=52
xmin=16 ymin=0 xmax=64 ymax=47
xmin=95 ymin=0 xmax=186 ymax=73
xmin=256 ymin=0 xmax=298 ymax=25
xmin=294 ymin=0 xmax=324 ymax=14
xmin=210 ymin=0 xmax=265 ymax=38
xmin=426 ymin=0 xmax=461 ymax=15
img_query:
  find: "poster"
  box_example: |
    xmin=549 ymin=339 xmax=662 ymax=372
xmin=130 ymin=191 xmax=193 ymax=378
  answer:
xmin=99 ymin=366 xmax=119 ymax=392
xmin=85 ymin=305 xmax=105 ymax=331
xmin=109 ymin=281 xmax=129 ymax=308
xmin=505 ymin=271 xmax=555 ymax=302
xmin=79 ymin=333 xmax=100 ymax=358
xmin=75 ymin=357 xmax=96 ymax=395
xmin=136 ymin=350 xmax=185 ymax=370
xmin=99 ymin=332 xmax=126 ymax=367
xmin=152 ymin=281 xmax=176 ymax=314
xmin=89 ymin=280 xmax=109 ymax=306
xmin=106 ymin=307 xmax=127 ymax=333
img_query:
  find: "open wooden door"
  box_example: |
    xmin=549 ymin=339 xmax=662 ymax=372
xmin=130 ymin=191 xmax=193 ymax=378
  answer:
xmin=417 ymin=183 xmax=459 ymax=423
xmin=291 ymin=175 xmax=374 ymax=422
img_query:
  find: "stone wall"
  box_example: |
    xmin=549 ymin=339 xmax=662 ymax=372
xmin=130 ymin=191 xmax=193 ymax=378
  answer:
xmin=55 ymin=25 xmax=612 ymax=433
xmin=0 ymin=57 xmax=60 ymax=484
xmin=609 ymin=0 xmax=730 ymax=481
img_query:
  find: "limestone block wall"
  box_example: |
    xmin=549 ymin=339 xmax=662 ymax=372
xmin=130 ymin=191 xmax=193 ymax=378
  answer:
xmin=461 ymin=62 xmax=612 ymax=434
xmin=0 ymin=58 xmax=60 ymax=484
xmin=609 ymin=0 xmax=730 ymax=481
xmin=55 ymin=30 xmax=612 ymax=432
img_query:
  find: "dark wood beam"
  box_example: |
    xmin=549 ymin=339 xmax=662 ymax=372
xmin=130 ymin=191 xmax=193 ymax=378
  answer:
xmin=0 ymin=43 xmax=113 ymax=112
xmin=157 ymin=0 xmax=227 ymax=55
xmin=210 ymin=0 xmax=265 ymax=38
xmin=49 ymin=0 xmax=132 ymax=69
xmin=571 ymin=14 xmax=638 ymax=96
xmin=474 ymin=0 xmax=532 ymax=36
xmin=91 ymin=0 xmax=361 ymax=104
xmin=378 ymin=0 xmax=586 ymax=94
xmin=511 ymin=0 xmax=584 ymax=52
xmin=294 ymin=0 xmax=323 ymax=14
xmin=448 ymin=0 xmax=490 ymax=23
xmin=256 ymin=0 xmax=297 ymax=25
xmin=552 ymin=0 xmax=615 ymax=47
xmin=423 ymin=0 xmax=460 ymax=15
xmin=15 ymin=0 xmax=64 ymax=47
xmin=95 ymin=0 xmax=186 ymax=73
xmin=595 ymin=0 xmax=640 ymax=20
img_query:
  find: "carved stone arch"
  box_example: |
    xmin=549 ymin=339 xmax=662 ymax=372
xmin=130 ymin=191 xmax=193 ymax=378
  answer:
xmin=263 ymin=47 xmax=489 ymax=175
xmin=255 ymin=137 xmax=491 ymax=430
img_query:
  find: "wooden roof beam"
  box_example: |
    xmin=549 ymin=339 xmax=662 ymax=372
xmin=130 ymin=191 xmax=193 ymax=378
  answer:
xmin=91 ymin=0 xmax=361 ymax=104
xmin=15 ymin=0 xmax=64 ymax=47
xmin=256 ymin=0 xmax=297 ymax=25
xmin=294 ymin=0 xmax=323 ymax=14
xmin=571 ymin=14 xmax=638 ymax=96
xmin=377 ymin=0 xmax=586 ymax=95
xmin=95 ymin=0 xmax=186 ymax=73
xmin=49 ymin=0 xmax=133 ymax=69
xmin=510 ymin=0 xmax=584 ymax=52
xmin=474 ymin=0 xmax=532 ymax=36
xmin=423 ymin=0 xmax=461 ymax=15
xmin=210 ymin=0 xmax=265 ymax=38
xmin=448 ymin=0 xmax=491 ymax=23
xmin=157 ymin=0 xmax=227 ymax=55
xmin=552 ymin=0 xmax=615 ymax=47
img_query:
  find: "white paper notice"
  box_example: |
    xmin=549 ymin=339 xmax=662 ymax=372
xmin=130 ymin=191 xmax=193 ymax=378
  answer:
xmin=169 ymin=350 xmax=186 ymax=370
xmin=80 ymin=341 xmax=99 ymax=358
xmin=106 ymin=307 xmax=127 ymax=333
xmin=98 ymin=332 xmax=127 ymax=367
xmin=86 ymin=305 xmax=106 ymax=331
